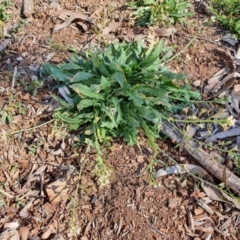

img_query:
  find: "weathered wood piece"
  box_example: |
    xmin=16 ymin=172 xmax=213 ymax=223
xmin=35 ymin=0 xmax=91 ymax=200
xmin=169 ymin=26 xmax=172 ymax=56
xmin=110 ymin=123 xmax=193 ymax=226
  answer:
xmin=161 ymin=119 xmax=240 ymax=196
xmin=23 ymin=0 xmax=35 ymax=18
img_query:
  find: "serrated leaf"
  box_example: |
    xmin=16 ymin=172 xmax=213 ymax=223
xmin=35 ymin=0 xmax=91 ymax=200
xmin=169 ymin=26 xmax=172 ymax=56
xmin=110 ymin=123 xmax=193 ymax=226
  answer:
xmin=125 ymin=115 xmax=140 ymax=128
xmin=124 ymin=90 xmax=143 ymax=107
xmin=138 ymin=107 xmax=162 ymax=124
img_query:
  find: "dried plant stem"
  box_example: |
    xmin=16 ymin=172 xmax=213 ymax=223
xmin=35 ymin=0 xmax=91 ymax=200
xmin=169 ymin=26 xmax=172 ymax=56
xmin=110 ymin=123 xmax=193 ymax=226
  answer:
xmin=9 ymin=119 xmax=54 ymax=135
xmin=165 ymin=35 xmax=197 ymax=63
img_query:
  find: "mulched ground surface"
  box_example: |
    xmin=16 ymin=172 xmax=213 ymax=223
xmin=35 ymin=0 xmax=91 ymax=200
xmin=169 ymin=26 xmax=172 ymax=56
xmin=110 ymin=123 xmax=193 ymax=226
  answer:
xmin=0 ymin=0 xmax=240 ymax=239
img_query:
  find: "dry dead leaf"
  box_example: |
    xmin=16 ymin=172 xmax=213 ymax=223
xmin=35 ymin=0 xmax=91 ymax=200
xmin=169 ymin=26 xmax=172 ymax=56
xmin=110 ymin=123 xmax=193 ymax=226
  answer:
xmin=41 ymin=224 xmax=55 ymax=239
xmin=213 ymin=48 xmax=235 ymax=73
xmin=201 ymin=182 xmax=240 ymax=210
xmin=28 ymin=165 xmax=47 ymax=183
xmin=194 ymin=208 xmax=204 ymax=215
xmin=90 ymin=6 xmax=105 ymax=19
xmin=222 ymin=34 xmax=238 ymax=46
xmin=193 ymin=80 xmax=201 ymax=87
xmin=231 ymin=87 xmax=240 ymax=114
xmin=187 ymin=210 xmax=195 ymax=232
xmin=4 ymin=222 xmax=19 ymax=229
xmin=76 ymin=21 xmax=89 ymax=31
xmin=205 ymin=127 xmax=240 ymax=143
xmin=18 ymin=226 xmax=29 ymax=240
xmin=220 ymin=217 xmax=232 ymax=231
xmin=45 ymin=178 xmax=71 ymax=204
xmin=102 ymin=22 xmax=122 ymax=35
xmin=57 ymin=11 xmax=75 ymax=21
xmin=0 ymin=228 xmax=20 ymax=240
xmin=0 ymin=188 xmax=14 ymax=199
xmin=52 ymin=13 xmax=94 ymax=34
xmin=204 ymin=67 xmax=229 ymax=93
xmin=155 ymin=164 xmax=210 ymax=178
xmin=44 ymin=52 xmax=55 ymax=62
xmin=19 ymin=199 xmax=34 ymax=218
xmin=58 ymin=86 xmax=74 ymax=105
xmin=191 ymin=190 xmax=206 ymax=199
xmin=195 ymin=199 xmax=214 ymax=215
xmin=0 ymin=39 xmax=10 ymax=51
xmin=43 ymin=202 xmax=56 ymax=213
xmin=212 ymin=72 xmax=240 ymax=94
xmin=236 ymin=43 xmax=240 ymax=59
xmin=49 ymin=148 xmax=63 ymax=156
xmin=168 ymin=197 xmax=181 ymax=209
xmin=195 ymin=223 xmax=214 ymax=233
xmin=155 ymin=27 xmax=177 ymax=37
xmin=51 ymin=234 xmax=65 ymax=240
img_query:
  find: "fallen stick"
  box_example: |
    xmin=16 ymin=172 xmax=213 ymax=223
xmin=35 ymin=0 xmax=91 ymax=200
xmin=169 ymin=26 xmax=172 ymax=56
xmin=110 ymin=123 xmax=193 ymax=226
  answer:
xmin=161 ymin=119 xmax=240 ymax=196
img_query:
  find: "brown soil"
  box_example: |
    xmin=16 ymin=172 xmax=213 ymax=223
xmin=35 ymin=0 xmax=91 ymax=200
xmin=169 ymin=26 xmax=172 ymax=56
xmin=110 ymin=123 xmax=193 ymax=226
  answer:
xmin=0 ymin=0 xmax=239 ymax=240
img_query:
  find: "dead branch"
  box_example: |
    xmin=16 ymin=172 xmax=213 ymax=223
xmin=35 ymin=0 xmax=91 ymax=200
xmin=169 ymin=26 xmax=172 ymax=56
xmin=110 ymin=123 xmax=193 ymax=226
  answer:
xmin=161 ymin=119 xmax=240 ymax=196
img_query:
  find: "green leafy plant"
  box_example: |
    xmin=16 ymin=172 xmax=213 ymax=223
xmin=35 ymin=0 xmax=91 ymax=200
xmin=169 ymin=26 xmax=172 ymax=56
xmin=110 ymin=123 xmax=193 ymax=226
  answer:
xmin=210 ymin=0 xmax=240 ymax=39
xmin=0 ymin=109 xmax=12 ymax=124
xmin=43 ymin=40 xmax=200 ymax=167
xmin=128 ymin=0 xmax=193 ymax=27
xmin=0 ymin=0 xmax=12 ymax=22
xmin=12 ymin=20 xmax=26 ymax=33
xmin=20 ymin=79 xmax=44 ymax=96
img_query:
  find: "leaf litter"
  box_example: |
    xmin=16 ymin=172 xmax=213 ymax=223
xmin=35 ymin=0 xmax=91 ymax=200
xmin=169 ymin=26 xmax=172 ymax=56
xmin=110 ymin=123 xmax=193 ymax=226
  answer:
xmin=0 ymin=0 xmax=240 ymax=239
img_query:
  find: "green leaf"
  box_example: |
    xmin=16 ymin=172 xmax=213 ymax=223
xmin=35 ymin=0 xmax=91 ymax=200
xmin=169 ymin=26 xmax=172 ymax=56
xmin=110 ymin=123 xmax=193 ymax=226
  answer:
xmin=1 ymin=112 xmax=7 ymax=124
xmin=56 ymin=113 xmax=83 ymax=124
xmin=125 ymin=90 xmax=143 ymax=107
xmin=125 ymin=115 xmax=140 ymax=128
xmin=140 ymin=40 xmax=164 ymax=68
xmin=72 ymin=72 xmax=95 ymax=82
xmin=113 ymin=72 xmax=125 ymax=87
xmin=161 ymin=48 xmax=173 ymax=62
xmin=60 ymin=62 xmax=82 ymax=70
xmin=101 ymin=103 xmax=117 ymax=127
xmin=42 ymin=64 xmax=69 ymax=82
xmin=111 ymin=96 xmax=122 ymax=124
xmin=117 ymin=47 xmax=127 ymax=64
xmin=100 ymin=76 xmax=111 ymax=90
xmin=138 ymin=107 xmax=162 ymax=124
xmin=7 ymin=112 xmax=13 ymax=123
xmin=52 ymin=95 xmax=74 ymax=109
xmin=100 ymin=121 xmax=116 ymax=129
xmin=99 ymin=63 xmax=111 ymax=77
xmin=77 ymin=99 xmax=100 ymax=111
xmin=121 ymin=125 xmax=138 ymax=145
xmin=70 ymin=83 xmax=103 ymax=99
